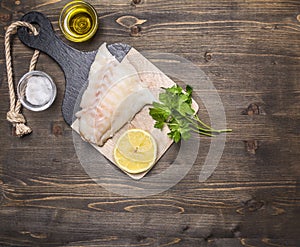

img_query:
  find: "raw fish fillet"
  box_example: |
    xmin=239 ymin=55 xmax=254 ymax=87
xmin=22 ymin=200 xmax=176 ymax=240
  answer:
xmin=76 ymin=43 xmax=155 ymax=146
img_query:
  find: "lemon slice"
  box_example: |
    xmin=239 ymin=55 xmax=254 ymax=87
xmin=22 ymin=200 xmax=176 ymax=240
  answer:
xmin=128 ymin=129 xmax=153 ymax=152
xmin=116 ymin=129 xmax=157 ymax=162
xmin=114 ymin=129 xmax=157 ymax=174
xmin=114 ymin=149 xmax=155 ymax=174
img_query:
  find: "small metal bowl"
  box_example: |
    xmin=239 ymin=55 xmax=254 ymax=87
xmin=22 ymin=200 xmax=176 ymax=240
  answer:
xmin=17 ymin=71 xmax=57 ymax=111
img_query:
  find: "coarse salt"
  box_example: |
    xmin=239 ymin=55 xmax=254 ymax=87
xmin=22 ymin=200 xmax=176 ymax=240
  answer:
xmin=25 ymin=76 xmax=53 ymax=106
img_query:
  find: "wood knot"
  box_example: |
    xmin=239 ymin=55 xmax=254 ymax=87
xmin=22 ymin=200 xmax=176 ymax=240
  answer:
xmin=130 ymin=25 xmax=142 ymax=36
xmin=132 ymin=0 xmax=142 ymax=5
xmin=244 ymin=140 xmax=259 ymax=154
xmin=116 ymin=16 xmax=146 ymax=36
xmin=116 ymin=15 xmax=146 ymax=28
xmin=20 ymin=231 xmax=47 ymax=239
xmin=204 ymin=52 xmax=212 ymax=62
xmin=297 ymin=14 xmax=300 ymax=22
xmin=242 ymin=103 xmax=260 ymax=115
xmin=0 ymin=12 xmax=12 ymax=23
xmin=136 ymin=235 xmax=147 ymax=242
xmin=51 ymin=122 xmax=64 ymax=136
xmin=244 ymin=199 xmax=264 ymax=212
xmin=204 ymin=233 xmax=213 ymax=242
xmin=236 ymin=199 xmax=264 ymax=215
xmin=271 ymin=205 xmax=285 ymax=216
xmin=15 ymin=0 xmax=21 ymax=5
xmin=181 ymin=225 xmax=189 ymax=233
xmin=231 ymin=226 xmax=241 ymax=238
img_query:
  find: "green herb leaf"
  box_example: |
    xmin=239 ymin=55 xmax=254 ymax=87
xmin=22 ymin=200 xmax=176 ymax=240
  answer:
xmin=154 ymin=121 xmax=165 ymax=129
xmin=149 ymin=84 xmax=232 ymax=142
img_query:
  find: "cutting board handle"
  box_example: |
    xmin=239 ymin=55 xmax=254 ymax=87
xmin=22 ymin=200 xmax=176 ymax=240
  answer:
xmin=17 ymin=11 xmax=131 ymax=125
xmin=18 ymin=11 xmax=97 ymax=124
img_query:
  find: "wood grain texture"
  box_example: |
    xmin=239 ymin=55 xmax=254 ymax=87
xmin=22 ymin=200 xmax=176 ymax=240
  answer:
xmin=0 ymin=0 xmax=299 ymax=246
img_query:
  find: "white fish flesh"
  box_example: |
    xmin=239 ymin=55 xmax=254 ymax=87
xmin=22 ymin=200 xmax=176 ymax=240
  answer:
xmin=75 ymin=43 xmax=155 ymax=146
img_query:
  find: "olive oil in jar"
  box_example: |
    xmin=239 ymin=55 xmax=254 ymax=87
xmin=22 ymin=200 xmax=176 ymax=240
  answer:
xmin=59 ymin=1 xmax=98 ymax=42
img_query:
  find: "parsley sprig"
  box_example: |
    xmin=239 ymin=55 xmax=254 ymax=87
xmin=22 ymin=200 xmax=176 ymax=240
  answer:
xmin=149 ymin=85 xmax=232 ymax=143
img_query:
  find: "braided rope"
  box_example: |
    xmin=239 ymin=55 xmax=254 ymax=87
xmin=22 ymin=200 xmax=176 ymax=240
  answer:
xmin=4 ymin=21 xmax=40 ymax=137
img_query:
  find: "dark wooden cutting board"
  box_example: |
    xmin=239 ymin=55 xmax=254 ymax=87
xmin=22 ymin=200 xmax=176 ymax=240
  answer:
xmin=17 ymin=11 xmax=131 ymax=125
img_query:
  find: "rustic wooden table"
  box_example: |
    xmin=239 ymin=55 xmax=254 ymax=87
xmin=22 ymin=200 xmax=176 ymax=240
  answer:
xmin=0 ymin=0 xmax=299 ymax=246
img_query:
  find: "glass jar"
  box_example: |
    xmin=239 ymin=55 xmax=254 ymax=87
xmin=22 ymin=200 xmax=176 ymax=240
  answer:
xmin=17 ymin=71 xmax=57 ymax=111
xmin=59 ymin=0 xmax=99 ymax=42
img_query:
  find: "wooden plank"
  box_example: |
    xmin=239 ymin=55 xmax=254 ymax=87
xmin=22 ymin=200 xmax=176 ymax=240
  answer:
xmin=0 ymin=0 xmax=299 ymax=246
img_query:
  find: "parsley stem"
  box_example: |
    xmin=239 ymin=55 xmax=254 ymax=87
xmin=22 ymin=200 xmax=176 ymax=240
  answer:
xmin=173 ymin=108 xmax=221 ymax=135
xmin=195 ymin=114 xmax=232 ymax=133
xmin=194 ymin=114 xmax=213 ymax=130
xmin=173 ymin=108 xmax=231 ymax=136
xmin=191 ymin=128 xmax=214 ymax=137
xmin=184 ymin=114 xmax=214 ymax=133
xmin=172 ymin=109 xmax=211 ymax=131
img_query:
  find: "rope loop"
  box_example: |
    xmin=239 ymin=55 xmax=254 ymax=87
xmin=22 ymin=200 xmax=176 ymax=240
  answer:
xmin=5 ymin=21 xmax=40 ymax=137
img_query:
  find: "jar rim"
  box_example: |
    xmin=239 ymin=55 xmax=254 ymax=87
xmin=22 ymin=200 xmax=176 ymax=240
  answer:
xmin=59 ymin=0 xmax=99 ymax=42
